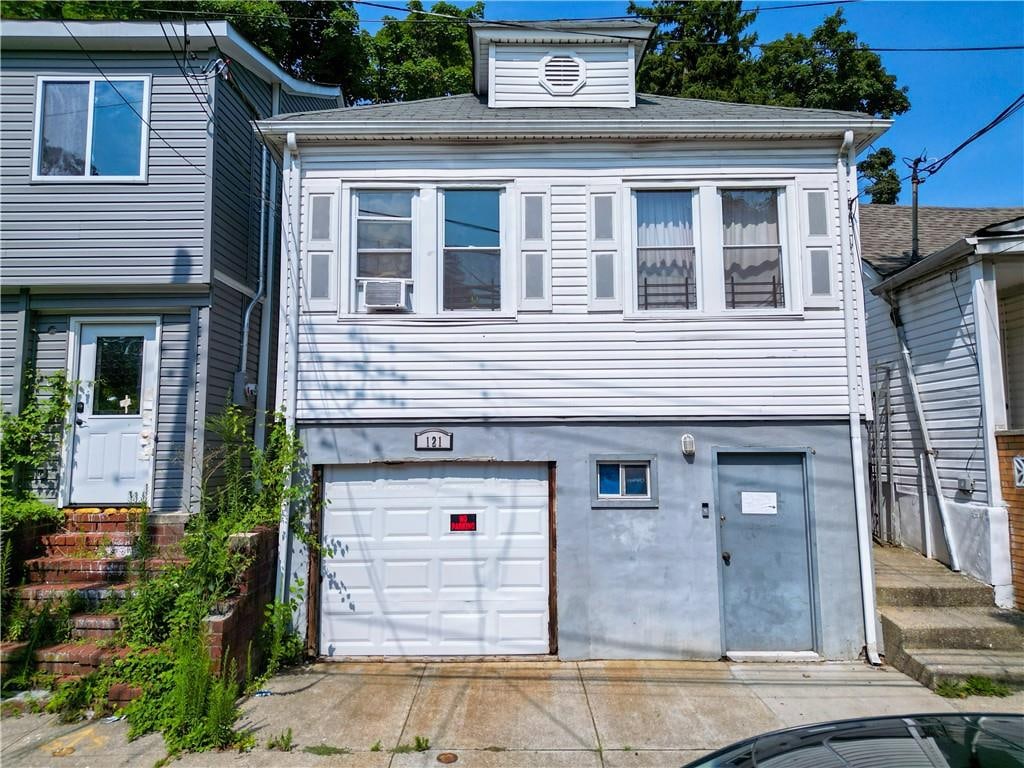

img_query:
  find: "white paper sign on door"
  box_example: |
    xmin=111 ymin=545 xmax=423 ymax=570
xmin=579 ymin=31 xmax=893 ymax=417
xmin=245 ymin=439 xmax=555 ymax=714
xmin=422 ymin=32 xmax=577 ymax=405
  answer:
xmin=741 ymin=491 xmax=777 ymax=515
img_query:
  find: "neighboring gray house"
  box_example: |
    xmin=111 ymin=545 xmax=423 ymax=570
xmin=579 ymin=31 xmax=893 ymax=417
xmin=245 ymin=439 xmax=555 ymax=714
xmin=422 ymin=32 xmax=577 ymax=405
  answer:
xmin=0 ymin=21 xmax=339 ymax=519
xmin=257 ymin=21 xmax=893 ymax=661
xmin=860 ymin=204 xmax=1024 ymax=607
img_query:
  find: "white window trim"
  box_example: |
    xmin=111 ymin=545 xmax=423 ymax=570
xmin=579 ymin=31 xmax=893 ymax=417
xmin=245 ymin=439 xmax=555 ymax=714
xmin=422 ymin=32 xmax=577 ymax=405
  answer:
xmin=716 ymin=181 xmax=803 ymax=316
xmin=302 ymin=186 xmax=339 ymax=313
xmin=802 ymin=186 xmax=839 ymax=308
xmin=623 ymin=183 xmax=704 ymax=318
xmin=336 ymin=181 xmax=515 ymax=320
xmin=31 ymin=74 xmax=152 ymax=183
xmin=518 ymin=185 xmax=552 ymax=311
xmin=587 ymin=185 xmax=622 ymax=312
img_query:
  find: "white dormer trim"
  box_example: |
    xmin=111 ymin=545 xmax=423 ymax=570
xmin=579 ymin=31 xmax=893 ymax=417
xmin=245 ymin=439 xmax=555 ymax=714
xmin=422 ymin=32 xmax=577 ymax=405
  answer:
xmin=539 ymin=51 xmax=586 ymax=96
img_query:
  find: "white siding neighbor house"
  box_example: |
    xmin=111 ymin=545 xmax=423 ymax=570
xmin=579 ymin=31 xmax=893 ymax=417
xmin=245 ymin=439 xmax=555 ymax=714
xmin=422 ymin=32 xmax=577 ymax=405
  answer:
xmin=258 ymin=20 xmax=893 ymax=661
xmin=859 ymin=205 xmax=1024 ymax=608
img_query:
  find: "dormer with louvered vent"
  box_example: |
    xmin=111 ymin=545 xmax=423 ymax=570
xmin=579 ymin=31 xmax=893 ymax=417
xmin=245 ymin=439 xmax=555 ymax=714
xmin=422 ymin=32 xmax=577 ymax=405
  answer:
xmin=470 ymin=20 xmax=654 ymax=109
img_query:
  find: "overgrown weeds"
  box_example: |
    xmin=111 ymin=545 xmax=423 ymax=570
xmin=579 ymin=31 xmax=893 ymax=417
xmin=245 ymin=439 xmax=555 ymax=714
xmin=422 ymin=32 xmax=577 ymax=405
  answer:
xmin=266 ymin=727 xmax=294 ymax=752
xmin=935 ymin=676 xmax=1013 ymax=698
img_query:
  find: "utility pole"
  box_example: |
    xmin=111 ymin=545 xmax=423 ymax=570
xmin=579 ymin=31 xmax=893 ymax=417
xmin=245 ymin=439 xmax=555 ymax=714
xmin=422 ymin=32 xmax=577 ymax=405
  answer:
xmin=910 ymin=155 xmax=924 ymax=260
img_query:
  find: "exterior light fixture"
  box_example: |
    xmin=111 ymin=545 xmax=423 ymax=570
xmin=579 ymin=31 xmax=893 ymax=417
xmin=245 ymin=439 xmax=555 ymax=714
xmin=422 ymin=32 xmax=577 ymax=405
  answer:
xmin=680 ymin=433 xmax=696 ymax=457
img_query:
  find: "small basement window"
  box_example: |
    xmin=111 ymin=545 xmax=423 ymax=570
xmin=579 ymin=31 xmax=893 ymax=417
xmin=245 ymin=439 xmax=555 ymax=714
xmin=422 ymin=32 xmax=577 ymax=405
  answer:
xmin=591 ymin=455 xmax=658 ymax=508
xmin=539 ymin=53 xmax=586 ymax=95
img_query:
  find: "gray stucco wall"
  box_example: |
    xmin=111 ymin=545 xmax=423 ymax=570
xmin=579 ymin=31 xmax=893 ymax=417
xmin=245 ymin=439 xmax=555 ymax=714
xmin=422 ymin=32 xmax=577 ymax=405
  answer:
xmin=293 ymin=419 xmax=865 ymax=661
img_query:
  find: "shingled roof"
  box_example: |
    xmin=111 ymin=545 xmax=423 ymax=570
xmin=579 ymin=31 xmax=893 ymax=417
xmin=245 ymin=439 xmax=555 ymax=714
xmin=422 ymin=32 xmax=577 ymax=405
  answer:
xmin=859 ymin=204 xmax=1024 ymax=277
xmin=272 ymin=92 xmax=881 ymax=124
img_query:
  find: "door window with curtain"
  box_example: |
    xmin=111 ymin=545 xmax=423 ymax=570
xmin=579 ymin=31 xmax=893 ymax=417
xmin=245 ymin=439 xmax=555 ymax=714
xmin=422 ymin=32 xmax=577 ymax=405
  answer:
xmin=721 ymin=189 xmax=785 ymax=309
xmin=635 ymin=191 xmax=697 ymax=310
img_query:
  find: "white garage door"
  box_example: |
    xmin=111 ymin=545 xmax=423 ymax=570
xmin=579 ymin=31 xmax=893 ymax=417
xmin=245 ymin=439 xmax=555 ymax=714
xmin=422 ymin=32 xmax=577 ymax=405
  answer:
xmin=320 ymin=463 xmax=550 ymax=656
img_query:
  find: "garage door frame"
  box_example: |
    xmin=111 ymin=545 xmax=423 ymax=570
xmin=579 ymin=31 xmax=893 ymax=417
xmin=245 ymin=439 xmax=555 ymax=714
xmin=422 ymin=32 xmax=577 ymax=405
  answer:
xmin=309 ymin=460 xmax=558 ymax=659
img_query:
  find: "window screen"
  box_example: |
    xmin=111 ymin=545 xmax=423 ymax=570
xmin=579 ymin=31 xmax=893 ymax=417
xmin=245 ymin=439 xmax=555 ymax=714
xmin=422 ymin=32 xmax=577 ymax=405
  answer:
xmin=722 ymin=189 xmax=784 ymax=309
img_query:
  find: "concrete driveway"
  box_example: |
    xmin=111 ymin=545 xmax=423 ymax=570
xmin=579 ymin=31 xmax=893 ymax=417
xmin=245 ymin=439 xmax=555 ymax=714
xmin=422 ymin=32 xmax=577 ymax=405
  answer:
xmin=2 ymin=660 xmax=1021 ymax=767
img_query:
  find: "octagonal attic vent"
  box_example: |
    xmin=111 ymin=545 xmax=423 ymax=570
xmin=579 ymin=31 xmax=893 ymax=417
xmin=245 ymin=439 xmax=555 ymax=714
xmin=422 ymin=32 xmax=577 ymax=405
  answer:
xmin=540 ymin=53 xmax=586 ymax=95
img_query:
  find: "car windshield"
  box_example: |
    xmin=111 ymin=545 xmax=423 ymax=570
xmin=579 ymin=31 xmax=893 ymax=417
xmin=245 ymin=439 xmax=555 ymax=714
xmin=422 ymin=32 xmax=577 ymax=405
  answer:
xmin=686 ymin=715 xmax=1024 ymax=768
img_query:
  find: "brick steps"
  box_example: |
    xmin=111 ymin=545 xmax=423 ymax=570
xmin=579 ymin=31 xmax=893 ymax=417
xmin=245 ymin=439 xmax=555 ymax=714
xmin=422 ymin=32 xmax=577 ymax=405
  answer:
xmin=16 ymin=580 xmax=137 ymax=607
xmin=41 ymin=532 xmax=136 ymax=558
xmin=61 ymin=508 xmax=145 ymax=534
xmin=71 ymin=613 xmax=121 ymax=641
xmin=33 ymin=642 xmax=130 ymax=676
xmin=24 ymin=556 xmax=186 ymax=584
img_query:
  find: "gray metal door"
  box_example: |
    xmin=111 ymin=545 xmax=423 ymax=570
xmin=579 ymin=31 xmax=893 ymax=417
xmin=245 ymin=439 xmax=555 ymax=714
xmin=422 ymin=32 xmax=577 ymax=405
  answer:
xmin=717 ymin=452 xmax=814 ymax=652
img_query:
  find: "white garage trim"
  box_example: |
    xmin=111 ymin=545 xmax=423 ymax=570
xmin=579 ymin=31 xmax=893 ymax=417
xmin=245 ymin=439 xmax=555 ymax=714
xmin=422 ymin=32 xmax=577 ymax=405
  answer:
xmin=319 ymin=462 xmax=552 ymax=657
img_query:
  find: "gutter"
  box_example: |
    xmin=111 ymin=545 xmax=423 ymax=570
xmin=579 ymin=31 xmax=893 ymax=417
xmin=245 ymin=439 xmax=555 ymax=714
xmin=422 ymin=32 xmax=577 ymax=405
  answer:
xmin=837 ymin=130 xmax=882 ymax=666
xmin=254 ymin=118 xmax=890 ymax=152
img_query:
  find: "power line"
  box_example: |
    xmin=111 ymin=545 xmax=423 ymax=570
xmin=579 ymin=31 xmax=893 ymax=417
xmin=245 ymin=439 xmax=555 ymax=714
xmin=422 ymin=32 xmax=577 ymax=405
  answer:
xmin=918 ymin=92 xmax=1024 ymax=177
xmin=58 ymin=20 xmax=213 ymax=180
xmin=158 ymin=20 xmax=214 ymax=120
xmin=129 ymin=4 xmax=1024 ymax=52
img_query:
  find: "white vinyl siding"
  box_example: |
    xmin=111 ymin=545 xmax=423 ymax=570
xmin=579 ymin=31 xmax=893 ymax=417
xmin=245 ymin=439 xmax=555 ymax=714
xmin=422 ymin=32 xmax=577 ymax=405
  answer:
xmin=519 ymin=188 xmax=551 ymax=311
xmin=863 ymin=265 xmax=989 ymax=502
xmin=489 ymin=45 xmax=635 ymax=109
xmin=291 ymin=144 xmax=861 ymax=420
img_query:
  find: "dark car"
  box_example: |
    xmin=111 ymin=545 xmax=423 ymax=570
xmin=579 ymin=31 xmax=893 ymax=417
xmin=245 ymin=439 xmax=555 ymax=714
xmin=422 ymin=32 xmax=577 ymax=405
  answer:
xmin=682 ymin=714 xmax=1024 ymax=767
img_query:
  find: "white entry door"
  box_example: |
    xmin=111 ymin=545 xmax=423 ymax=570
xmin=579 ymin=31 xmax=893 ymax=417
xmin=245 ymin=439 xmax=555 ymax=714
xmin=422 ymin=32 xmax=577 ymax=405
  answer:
xmin=68 ymin=322 xmax=158 ymax=505
xmin=320 ymin=463 xmax=550 ymax=656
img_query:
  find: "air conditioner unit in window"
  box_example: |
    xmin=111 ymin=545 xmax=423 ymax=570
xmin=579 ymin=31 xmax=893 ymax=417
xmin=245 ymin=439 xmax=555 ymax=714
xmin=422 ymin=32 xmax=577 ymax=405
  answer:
xmin=362 ymin=278 xmax=409 ymax=311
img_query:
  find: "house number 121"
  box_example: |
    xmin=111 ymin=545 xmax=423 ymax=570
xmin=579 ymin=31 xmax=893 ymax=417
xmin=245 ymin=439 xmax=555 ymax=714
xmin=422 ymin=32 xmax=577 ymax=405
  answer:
xmin=414 ymin=429 xmax=453 ymax=451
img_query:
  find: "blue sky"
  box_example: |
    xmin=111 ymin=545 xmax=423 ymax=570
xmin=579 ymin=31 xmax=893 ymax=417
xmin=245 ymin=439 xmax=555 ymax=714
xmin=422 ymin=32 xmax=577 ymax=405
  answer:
xmin=359 ymin=0 xmax=1024 ymax=207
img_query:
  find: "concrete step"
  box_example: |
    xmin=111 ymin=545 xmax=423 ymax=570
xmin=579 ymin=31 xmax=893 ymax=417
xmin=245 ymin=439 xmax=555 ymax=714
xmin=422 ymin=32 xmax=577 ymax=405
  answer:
xmin=33 ymin=642 xmax=129 ymax=676
xmin=876 ymin=581 xmax=994 ymax=609
xmin=70 ymin=613 xmax=122 ymax=641
xmin=16 ymin=580 xmax=136 ymax=608
xmin=896 ymin=648 xmax=1024 ymax=689
xmin=880 ymin=607 xmax=1024 ymax=653
xmin=40 ymin=532 xmax=136 ymax=558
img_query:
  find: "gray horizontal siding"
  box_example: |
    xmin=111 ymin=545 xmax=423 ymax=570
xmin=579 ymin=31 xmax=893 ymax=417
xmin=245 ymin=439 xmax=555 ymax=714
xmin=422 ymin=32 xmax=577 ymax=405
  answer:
xmin=279 ymin=90 xmax=338 ymax=115
xmin=152 ymin=313 xmax=191 ymax=512
xmin=29 ymin=314 xmax=69 ymax=502
xmin=1 ymin=294 xmax=23 ymax=413
xmin=211 ymin=62 xmax=270 ymax=289
xmin=0 ymin=51 xmax=210 ymax=285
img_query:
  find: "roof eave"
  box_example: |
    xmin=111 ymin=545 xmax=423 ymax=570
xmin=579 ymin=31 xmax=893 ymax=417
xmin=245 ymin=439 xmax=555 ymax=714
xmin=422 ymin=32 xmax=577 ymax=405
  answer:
xmin=255 ymin=118 xmax=890 ymax=148
xmin=870 ymin=237 xmax=976 ymax=295
xmin=0 ymin=19 xmax=340 ymax=101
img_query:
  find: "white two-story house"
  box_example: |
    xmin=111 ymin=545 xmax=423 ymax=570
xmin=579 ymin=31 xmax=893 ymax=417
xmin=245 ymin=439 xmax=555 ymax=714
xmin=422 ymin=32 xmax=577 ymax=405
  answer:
xmin=258 ymin=21 xmax=891 ymax=661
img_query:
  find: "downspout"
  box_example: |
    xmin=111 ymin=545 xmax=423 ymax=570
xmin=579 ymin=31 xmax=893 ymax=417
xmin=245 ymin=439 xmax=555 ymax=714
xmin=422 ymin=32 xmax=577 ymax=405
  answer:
xmin=253 ymin=83 xmax=281 ymax=450
xmin=275 ymin=131 xmax=301 ymax=602
xmin=235 ymin=142 xmax=270 ymax=406
xmin=889 ymin=295 xmax=961 ymax=571
xmin=837 ymin=130 xmax=881 ymax=666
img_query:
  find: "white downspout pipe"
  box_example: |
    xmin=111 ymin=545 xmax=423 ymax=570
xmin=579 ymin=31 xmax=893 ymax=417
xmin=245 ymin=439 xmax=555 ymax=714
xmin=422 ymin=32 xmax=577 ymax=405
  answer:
xmin=891 ymin=297 xmax=961 ymax=571
xmin=837 ymin=130 xmax=882 ymax=666
xmin=275 ymin=131 xmax=301 ymax=602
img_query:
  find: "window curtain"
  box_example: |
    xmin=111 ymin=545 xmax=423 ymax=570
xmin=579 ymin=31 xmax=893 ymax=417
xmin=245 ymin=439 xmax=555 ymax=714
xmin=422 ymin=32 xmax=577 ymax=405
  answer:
xmin=636 ymin=191 xmax=696 ymax=308
xmin=722 ymin=189 xmax=783 ymax=307
xmin=636 ymin=191 xmax=693 ymax=248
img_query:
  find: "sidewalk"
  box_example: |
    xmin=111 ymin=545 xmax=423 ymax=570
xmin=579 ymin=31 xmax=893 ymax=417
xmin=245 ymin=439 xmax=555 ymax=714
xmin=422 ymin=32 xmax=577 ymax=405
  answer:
xmin=2 ymin=660 xmax=1021 ymax=767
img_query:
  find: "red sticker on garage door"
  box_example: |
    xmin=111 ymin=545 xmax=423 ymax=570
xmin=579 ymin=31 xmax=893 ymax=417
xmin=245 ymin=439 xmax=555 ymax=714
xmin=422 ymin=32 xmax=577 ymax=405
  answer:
xmin=450 ymin=513 xmax=477 ymax=532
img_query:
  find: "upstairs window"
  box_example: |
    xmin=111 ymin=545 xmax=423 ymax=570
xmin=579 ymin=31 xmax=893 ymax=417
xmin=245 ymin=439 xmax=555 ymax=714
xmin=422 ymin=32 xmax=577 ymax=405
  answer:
xmin=721 ymin=189 xmax=785 ymax=309
xmin=635 ymin=191 xmax=697 ymax=310
xmin=443 ymin=189 xmax=502 ymax=311
xmin=34 ymin=76 xmax=149 ymax=181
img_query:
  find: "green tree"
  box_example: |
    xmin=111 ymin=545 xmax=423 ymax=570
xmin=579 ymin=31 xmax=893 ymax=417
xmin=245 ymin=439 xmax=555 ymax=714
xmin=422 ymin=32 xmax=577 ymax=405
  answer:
xmin=747 ymin=9 xmax=909 ymax=118
xmin=366 ymin=0 xmax=483 ymax=103
xmin=859 ymin=147 xmax=901 ymax=204
xmin=0 ymin=0 xmax=369 ymax=99
xmin=628 ymin=0 xmax=757 ymax=102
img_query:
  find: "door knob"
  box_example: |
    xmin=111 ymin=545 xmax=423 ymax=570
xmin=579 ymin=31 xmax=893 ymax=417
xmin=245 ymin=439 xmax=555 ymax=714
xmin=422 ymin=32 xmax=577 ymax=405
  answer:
xmin=722 ymin=551 xmax=731 ymax=565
